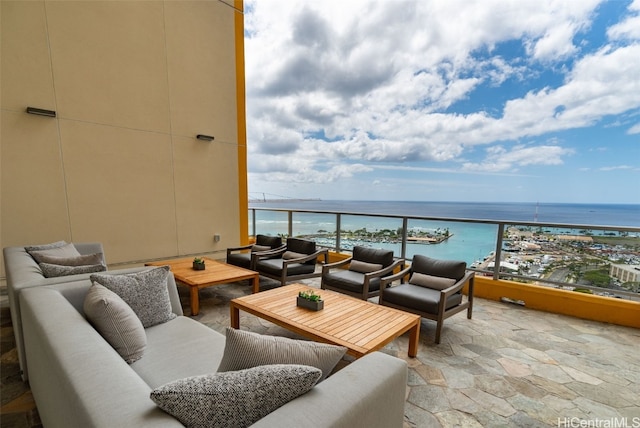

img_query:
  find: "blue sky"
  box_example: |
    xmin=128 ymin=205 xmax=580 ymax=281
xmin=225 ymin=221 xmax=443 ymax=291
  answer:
xmin=244 ymin=0 xmax=640 ymax=204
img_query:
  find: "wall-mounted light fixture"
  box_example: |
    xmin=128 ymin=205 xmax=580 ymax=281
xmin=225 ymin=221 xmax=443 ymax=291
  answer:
xmin=26 ymin=107 xmax=56 ymax=117
xmin=196 ymin=134 xmax=215 ymax=141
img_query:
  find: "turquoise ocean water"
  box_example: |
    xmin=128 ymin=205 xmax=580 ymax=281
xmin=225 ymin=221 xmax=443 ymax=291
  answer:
xmin=249 ymin=201 xmax=640 ymax=264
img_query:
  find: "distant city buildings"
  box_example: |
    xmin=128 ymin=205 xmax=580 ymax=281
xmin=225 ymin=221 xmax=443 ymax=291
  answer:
xmin=610 ymin=264 xmax=640 ymax=284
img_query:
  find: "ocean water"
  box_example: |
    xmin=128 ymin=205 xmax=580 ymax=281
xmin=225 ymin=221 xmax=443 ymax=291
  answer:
xmin=248 ymin=200 xmax=640 ymax=264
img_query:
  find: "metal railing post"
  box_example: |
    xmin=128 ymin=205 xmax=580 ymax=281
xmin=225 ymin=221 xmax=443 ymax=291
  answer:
xmin=336 ymin=213 xmax=342 ymax=253
xmin=401 ymin=217 xmax=408 ymax=260
xmin=493 ymin=223 xmax=505 ymax=280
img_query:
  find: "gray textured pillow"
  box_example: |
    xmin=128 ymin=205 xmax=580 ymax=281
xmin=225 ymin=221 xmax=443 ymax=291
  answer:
xmin=251 ymin=244 xmax=271 ymax=252
xmin=282 ymin=251 xmax=306 ymax=260
xmin=83 ymin=284 xmax=146 ymax=363
xmin=40 ymin=263 xmax=106 ymax=278
xmin=28 ymin=242 xmax=81 ymax=263
xmin=217 ymin=328 xmax=346 ymax=381
xmin=24 ymin=240 xmax=67 ymax=252
xmin=410 ymin=272 xmax=456 ymax=290
xmin=35 ymin=252 xmax=104 ymax=266
xmin=150 ymin=364 xmax=321 ymax=428
xmin=349 ymin=260 xmax=383 ymax=273
xmin=90 ymin=266 xmax=176 ymax=328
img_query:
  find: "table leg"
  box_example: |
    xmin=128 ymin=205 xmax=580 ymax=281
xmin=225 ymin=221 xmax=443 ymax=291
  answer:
xmin=252 ymin=274 xmax=260 ymax=294
xmin=408 ymin=320 xmax=420 ymax=357
xmin=230 ymin=303 xmax=240 ymax=328
xmin=190 ymin=287 xmax=200 ymax=316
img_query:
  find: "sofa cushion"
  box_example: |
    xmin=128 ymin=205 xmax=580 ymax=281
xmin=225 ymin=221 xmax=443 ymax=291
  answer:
xmin=217 ymin=328 xmax=346 ymax=381
xmin=352 ymin=246 xmax=394 ymax=268
xmin=410 ymin=273 xmax=456 ymax=290
xmin=255 ymin=234 xmax=282 ymax=248
xmin=90 ymin=266 xmax=176 ymax=328
xmin=349 ymin=260 xmax=383 ymax=274
xmin=28 ymin=242 xmax=81 ymax=263
xmin=83 ymin=283 xmax=147 ymax=363
xmin=411 ymin=255 xmax=467 ymax=281
xmin=286 ymin=238 xmax=315 ymax=255
xmin=151 ymin=364 xmax=321 ymax=428
xmin=40 ymin=262 xmax=107 ymax=278
xmin=35 ymin=252 xmax=104 ymax=266
xmin=251 ymin=244 xmax=271 ymax=252
xmin=322 ymin=269 xmax=383 ymax=293
xmin=383 ymin=283 xmax=463 ymax=314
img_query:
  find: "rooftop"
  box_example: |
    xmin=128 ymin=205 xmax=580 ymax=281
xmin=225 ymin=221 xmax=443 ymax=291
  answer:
xmin=1 ymin=276 xmax=639 ymax=427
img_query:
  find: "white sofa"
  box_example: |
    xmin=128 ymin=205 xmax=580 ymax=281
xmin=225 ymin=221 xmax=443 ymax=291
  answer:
xmin=4 ymin=243 xmax=110 ymax=380
xmin=10 ymin=245 xmax=408 ymax=427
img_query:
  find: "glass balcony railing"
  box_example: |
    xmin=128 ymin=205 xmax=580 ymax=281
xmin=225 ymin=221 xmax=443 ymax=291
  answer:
xmin=249 ymin=207 xmax=640 ymax=302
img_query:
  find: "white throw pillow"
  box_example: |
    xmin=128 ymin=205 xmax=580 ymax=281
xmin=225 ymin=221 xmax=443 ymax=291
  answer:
xmin=83 ymin=283 xmax=147 ymax=363
xmin=150 ymin=365 xmax=321 ymax=428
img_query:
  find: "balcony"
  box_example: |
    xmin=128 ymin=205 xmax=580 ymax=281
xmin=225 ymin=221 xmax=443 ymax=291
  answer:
xmin=1 ymin=207 xmax=638 ymax=427
xmin=5 ymin=273 xmax=638 ymax=427
xmin=249 ymin=206 xmax=640 ymax=330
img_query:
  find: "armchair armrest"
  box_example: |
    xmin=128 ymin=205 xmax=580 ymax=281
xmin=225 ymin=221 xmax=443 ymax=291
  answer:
xmin=321 ymin=256 xmax=353 ymax=274
xmin=226 ymin=243 xmax=254 ymax=257
xmin=439 ymin=271 xmax=475 ymax=298
xmin=252 ymin=246 xmax=287 ymax=261
xmin=363 ymin=259 xmax=404 ymax=282
xmin=283 ymin=248 xmax=328 ymax=266
xmin=360 ymin=259 xmax=404 ymax=299
xmin=380 ymin=266 xmax=412 ymax=289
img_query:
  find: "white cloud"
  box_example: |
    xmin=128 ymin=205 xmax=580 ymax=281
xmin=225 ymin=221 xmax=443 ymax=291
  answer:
xmin=244 ymin=0 xmax=639 ymax=202
xmin=628 ymin=123 xmax=640 ymax=134
xmin=462 ymin=144 xmax=575 ymax=173
xmin=607 ymin=0 xmax=640 ymax=41
xmin=599 ymin=165 xmax=634 ymax=171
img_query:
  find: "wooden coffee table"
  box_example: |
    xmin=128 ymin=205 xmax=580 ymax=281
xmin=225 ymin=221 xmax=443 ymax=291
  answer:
xmin=146 ymin=257 xmax=259 ymax=316
xmin=230 ymin=283 xmax=421 ymax=358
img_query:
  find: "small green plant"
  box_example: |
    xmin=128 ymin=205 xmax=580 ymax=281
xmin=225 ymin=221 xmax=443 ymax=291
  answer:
xmin=298 ymin=290 xmax=322 ymax=302
xmin=193 ymin=257 xmax=205 ymax=264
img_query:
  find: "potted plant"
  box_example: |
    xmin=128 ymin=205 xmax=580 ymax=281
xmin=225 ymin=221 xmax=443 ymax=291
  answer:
xmin=193 ymin=257 xmax=206 ymax=270
xmin=297 ymin=290 xmax=324 ymax=311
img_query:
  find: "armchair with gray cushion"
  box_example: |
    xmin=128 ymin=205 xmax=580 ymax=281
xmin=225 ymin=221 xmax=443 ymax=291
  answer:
xmin=321 ymin=246 xmax=403 ymax=300
xmin=226 ymin=235 xmax=284 ymax=270
xmin=253 ymin=237 xmax=328 ymax=287
xmin=379 ymin=255 xmax=474 ymax=344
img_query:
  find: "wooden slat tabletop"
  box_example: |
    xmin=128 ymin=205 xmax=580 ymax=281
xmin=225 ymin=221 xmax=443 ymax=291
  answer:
xmin=230 ymin=283 xmax=421 ymax=358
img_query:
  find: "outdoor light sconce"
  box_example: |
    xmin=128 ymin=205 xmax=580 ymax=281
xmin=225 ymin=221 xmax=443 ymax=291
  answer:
xmin=196 ymin=134 xmax=215 ymax=142
xmin=26 ymin=107 xmax=56 ymax=117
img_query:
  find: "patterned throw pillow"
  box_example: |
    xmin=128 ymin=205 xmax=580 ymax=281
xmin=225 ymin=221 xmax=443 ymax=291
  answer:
xmin=150 ymin=365 xmax=321 ymax=428
xmin=90 ymin=266 xmax=176 ymax=328
xmin=217 ymin=328 xmax=346 ymax=381
xmin=24 ymin=240 xmax=67 ymax=252
xmin=40 ymin=263 xmax=106 ymax=278
xmin=83 ymin=284 xmax=147 ymax=363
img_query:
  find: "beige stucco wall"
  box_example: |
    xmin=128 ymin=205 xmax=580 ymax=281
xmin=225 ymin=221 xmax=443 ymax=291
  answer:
xmin=1 ymin=0 xmax=245 ymax=274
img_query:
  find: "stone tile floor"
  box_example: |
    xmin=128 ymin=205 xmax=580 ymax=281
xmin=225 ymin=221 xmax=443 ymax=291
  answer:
xmin=2 ymin=277 xmax=639 ymax=427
